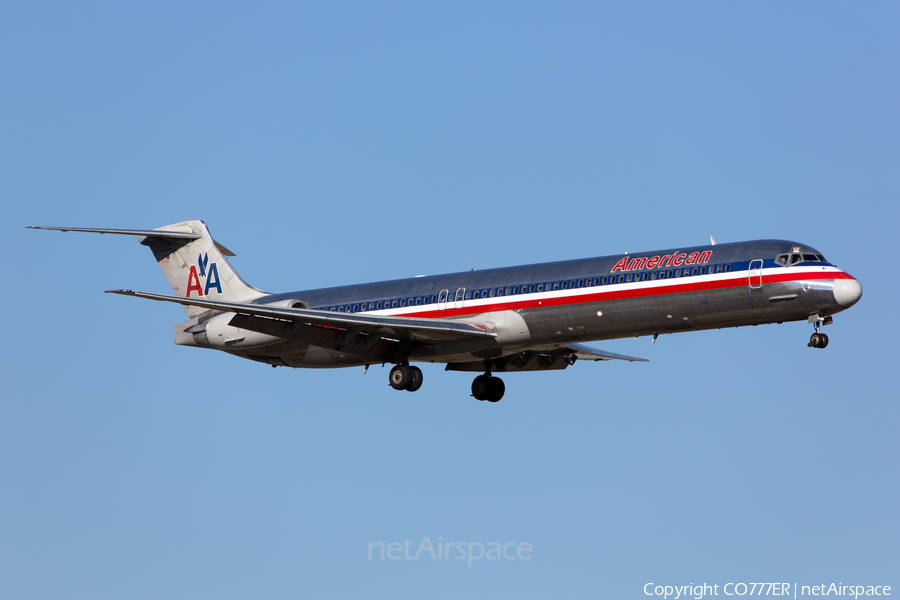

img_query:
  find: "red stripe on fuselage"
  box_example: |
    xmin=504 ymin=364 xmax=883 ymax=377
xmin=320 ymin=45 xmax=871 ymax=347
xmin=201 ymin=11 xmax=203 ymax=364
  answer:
xmin=384 ymin=270 xmax=849 ymax=319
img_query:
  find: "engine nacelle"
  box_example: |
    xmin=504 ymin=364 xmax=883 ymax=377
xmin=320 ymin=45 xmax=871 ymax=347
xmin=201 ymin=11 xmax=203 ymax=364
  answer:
xmin=179 ymin=298 xmax=307 ymax=350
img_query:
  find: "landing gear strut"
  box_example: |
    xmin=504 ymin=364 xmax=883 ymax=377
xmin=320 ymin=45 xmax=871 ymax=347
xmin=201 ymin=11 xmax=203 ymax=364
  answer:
xmin=389 ymin=364 xmax=423 ymax=391
xmin=808 ymin=316 xmax=829 ymax=349
xmin=471 ymin=363 xmax=505 ymax=402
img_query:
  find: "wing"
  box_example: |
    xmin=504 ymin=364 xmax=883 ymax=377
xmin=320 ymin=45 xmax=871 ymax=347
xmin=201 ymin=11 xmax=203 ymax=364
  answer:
xmin=106 ymin=289 xmax=496 ymax=343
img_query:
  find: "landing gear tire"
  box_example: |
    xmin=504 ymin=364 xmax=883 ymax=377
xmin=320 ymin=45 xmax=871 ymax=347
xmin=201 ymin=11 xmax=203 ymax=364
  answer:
xmin=486 ymin=377 xmax=505 ymax=402
xmin=472 ymin=375 xmax=490 ymax=401
xmin=472 ymin=375 xmax=504 ymax=402
xmin=407 ymin=366 xmax=423 ymax=392
xmin=389 ymin=365 xmax=412 ymax=390
xmin=808 ymin=333 xmax=829 ymax=349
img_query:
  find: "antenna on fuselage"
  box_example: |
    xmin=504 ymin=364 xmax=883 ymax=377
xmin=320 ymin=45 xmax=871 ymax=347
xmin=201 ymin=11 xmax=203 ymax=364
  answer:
xmin=710 ymin=236 xmax=717 ymax=245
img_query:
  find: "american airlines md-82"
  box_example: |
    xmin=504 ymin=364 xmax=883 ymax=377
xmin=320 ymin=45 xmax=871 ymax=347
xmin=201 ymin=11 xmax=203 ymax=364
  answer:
xmin=30 ymin=221 xmax=862 ymax=402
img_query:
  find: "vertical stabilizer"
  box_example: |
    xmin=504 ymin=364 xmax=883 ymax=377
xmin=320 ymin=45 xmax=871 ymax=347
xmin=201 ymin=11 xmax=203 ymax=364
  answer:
xmin=140 ymin=220 xmax=264 ymax=318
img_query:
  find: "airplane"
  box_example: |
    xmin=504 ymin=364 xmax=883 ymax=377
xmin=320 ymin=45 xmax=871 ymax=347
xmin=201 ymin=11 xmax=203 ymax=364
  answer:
xmin=29 ymin=220 xmax=862 ymax=402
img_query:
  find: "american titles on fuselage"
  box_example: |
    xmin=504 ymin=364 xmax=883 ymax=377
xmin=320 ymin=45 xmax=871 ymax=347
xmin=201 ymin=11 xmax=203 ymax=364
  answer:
xmin=610 ymin=251 xmax=712 ymax=273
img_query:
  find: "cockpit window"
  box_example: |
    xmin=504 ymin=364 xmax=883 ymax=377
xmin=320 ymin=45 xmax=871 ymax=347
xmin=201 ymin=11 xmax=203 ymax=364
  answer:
xmin=790 ymin=253 xmax=801 ymax=265
xmin=776 ymin=254 xmax=789 ymax=266
xmin=816 ymin=254 xmax=827 ymax=262
xmin=802 ymin=254 xmax=818 ymax=262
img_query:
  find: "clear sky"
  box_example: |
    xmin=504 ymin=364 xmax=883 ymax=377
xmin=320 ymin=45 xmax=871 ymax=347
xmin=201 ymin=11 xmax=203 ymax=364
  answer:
xmin=2 ymin=2 xmax=897 ymax=599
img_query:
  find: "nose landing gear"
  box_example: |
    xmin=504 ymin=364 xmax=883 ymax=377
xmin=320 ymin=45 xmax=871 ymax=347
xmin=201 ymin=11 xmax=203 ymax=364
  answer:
xmin=807 ymin=315 xmax=831 ymax=349
xmin=809 ymin=333 xmax=828 ymax=349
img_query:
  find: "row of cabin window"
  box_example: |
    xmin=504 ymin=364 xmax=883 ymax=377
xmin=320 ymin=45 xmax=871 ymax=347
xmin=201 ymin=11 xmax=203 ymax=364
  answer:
xmin=317 ymin=263 xmax=733 ymax=313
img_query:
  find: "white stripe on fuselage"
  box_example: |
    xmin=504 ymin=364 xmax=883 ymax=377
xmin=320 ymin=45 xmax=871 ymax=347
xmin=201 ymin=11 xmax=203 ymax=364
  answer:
xmin=333 ymin=265 xmax=844 ymax=318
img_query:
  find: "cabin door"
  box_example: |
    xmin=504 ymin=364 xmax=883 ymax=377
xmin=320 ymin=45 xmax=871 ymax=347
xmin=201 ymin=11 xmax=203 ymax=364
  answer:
xmin=748 ymin=259 xmax=763 ymax=289
xmin=453 ymin=288 xmax=466 ymax=310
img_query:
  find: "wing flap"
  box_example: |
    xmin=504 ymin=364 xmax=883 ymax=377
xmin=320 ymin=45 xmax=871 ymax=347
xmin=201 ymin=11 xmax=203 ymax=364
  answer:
xmin=561 ymin=342 xmax=649 ymax=362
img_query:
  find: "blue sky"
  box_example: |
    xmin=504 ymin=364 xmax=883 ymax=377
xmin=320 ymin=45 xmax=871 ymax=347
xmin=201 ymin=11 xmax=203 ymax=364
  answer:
xmin=2 ymin=2 xmax=897 ymax=598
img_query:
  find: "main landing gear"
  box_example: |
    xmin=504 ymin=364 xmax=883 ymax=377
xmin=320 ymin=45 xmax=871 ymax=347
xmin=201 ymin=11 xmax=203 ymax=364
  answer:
xmin=471 ymin=369 xmax=505 ymax=403
xmin=389 ymin=364 xmax=423 ymax=392
xmin=387 ymin=361 xmax=505 ymax=402
xmin=808 ymin=315 xmax=831 ymax=349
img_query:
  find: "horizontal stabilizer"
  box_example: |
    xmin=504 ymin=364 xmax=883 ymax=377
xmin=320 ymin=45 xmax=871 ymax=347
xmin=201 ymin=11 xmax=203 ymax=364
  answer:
xmin=27 ymin=226 xmax=201 ymax=240
xmin=561 ymin=343 xmax=649 ymax=362
xmin=27 ymin=225 xmax=236 ymax=256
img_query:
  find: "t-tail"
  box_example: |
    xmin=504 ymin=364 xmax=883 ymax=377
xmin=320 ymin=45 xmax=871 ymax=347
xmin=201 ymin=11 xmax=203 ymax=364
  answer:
xmin=28 ymin=220 xmax=265 ymax=318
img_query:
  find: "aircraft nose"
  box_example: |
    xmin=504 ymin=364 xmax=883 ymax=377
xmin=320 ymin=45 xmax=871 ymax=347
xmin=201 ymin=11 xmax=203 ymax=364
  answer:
xmin=833 ymin=275 xmax=862 ymax=308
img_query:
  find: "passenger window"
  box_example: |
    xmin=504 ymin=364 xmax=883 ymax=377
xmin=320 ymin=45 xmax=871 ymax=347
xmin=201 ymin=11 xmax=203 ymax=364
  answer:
xmin=650 ymin=272 xmax=657 ymax=280
xmin=674 ymin=269 xmax=681 ymax=278
xmin=716 ymin=265 xmax=722 ymax=273
xmin=414 ymin=297 xmax=420 ymax=305
xmin=505 ymin=287 xmax=511 ymax=295
xmin=600 ymin=276 xmax=607 ymax=285
xmin=529 ymin=284 xmax=536 ymax=293
xmin=399 ymin=299 xmax=406 ymax=307
xmin=553 ymin=282 xmax=559 ymax=291
xmin=725 ymin=264 xmax=732 ymax=272
xmin=498 ymin=288 xmax=505 ymax=296
xmin=537 ymin=283 xmax=544 ymax=292
xmin=692 ymin=267 xmax=698 ymax=276
xmin=560 ymin=281 xmax=568 ymax=290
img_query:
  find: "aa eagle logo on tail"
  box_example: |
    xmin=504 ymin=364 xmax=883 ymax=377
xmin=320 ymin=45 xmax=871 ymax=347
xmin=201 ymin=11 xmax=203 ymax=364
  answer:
xmin=186 ymin=252 xmax=222 ymax=297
